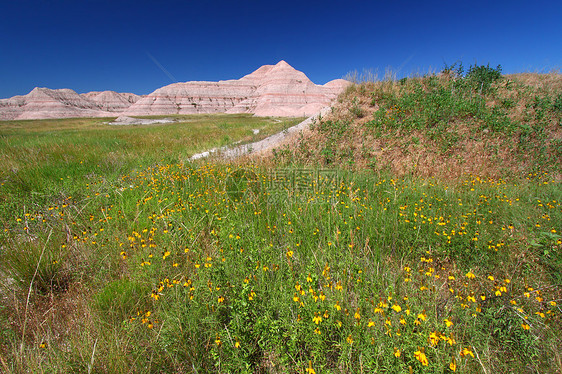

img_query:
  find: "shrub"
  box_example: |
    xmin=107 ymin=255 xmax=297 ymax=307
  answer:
xmin=466 ymin=63 xmax=503 ymax=93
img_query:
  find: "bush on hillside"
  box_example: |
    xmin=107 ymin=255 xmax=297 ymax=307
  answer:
xmin=466 ymin=63 xmax=503 ymax=93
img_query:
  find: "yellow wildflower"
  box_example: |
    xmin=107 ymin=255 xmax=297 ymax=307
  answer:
xmin=429 ymin=331 xmax=440 ymax=346
xmin=414 ymin=348 xmax=429 ymax=366
xmin=460 ymin=347 xmax=475 ymax=358
xmin=312 ymin=313 xmax=322 ymax=325
xmin=306 ymin=361 xmax=316 ymax=374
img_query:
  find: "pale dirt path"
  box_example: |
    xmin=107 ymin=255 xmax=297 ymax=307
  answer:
xmin=189 ymin=107 xmax=330 ymax=161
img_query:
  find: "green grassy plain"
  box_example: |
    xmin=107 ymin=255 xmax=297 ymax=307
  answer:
xmin=0 ymin=114 xmax=302 ymax=218
xmin=0 ymin=71 xmax=561 ymax=373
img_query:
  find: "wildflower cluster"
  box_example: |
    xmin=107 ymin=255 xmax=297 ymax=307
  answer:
xmin=4 ymin=163 xmax=560 ymax=372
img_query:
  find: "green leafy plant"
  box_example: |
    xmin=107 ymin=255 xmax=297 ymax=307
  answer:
xmin=466 ymin=63 xmax=503 ymax=93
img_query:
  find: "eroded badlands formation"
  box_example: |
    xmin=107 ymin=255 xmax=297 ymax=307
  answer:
xmin=0 ymin=88 xmax=141 ymax=120
xmin=0 ymin=61 xmax=349 ymax=120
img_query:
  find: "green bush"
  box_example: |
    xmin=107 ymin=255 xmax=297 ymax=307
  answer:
xmin=466 ymin=63 xmax=503 ymax=93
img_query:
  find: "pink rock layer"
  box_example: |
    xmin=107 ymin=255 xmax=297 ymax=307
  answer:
xmin=123 ymin=61 xmax=349 ymax=117
xmin=0 ymin=88 xmax=141 ymax=120
xmin=0 ymin=61 xmax=349 ymax=120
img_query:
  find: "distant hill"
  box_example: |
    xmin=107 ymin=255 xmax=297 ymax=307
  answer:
xmin=0 ymin=61 xmax=349 ymax=120
xmin=0 ymin=88 xmax=142 ymax=120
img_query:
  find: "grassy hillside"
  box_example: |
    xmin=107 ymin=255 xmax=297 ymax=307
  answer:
xmin=0 ymin=70 xmax=561 ymax=373
xmin=274 ymin=66 xmax=562 ymax=179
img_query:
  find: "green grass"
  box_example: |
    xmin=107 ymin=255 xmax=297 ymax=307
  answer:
xmin=0 ymin=114 xmax=302 ymax=218
xmin=0 ymin=88 xmax=561 ymax=373
xmin=1 ymin=162 xmax=560 ymax=373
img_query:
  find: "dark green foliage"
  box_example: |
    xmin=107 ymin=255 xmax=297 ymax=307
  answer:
xmin=442 ymin=61 xmax=502 ymax=93
xmin=466 ymin=63 xmax=503 ymax=93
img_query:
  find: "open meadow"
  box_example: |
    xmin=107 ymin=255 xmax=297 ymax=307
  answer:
xmin=1 ymin=69 xmax=561 ymax=373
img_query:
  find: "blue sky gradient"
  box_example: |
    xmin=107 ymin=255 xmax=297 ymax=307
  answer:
xmin=1 ymin=0 xmax=561 ymax=98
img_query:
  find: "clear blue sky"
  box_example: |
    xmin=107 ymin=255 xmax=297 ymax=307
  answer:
xmin=1 ymin=0 xmax=561 ymax=98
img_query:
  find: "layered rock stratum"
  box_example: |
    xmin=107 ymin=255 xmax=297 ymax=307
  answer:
xmin=0 ymin=61 xmax=349 ymax=120
xmin=0 ymin=88 xmax=141 ymax=120
xmin=80 ymin=91 xmax=141 ymax=112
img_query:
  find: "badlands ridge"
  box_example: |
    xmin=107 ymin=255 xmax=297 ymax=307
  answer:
xmin=0 ymin=61 xmax=349 ymax=120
